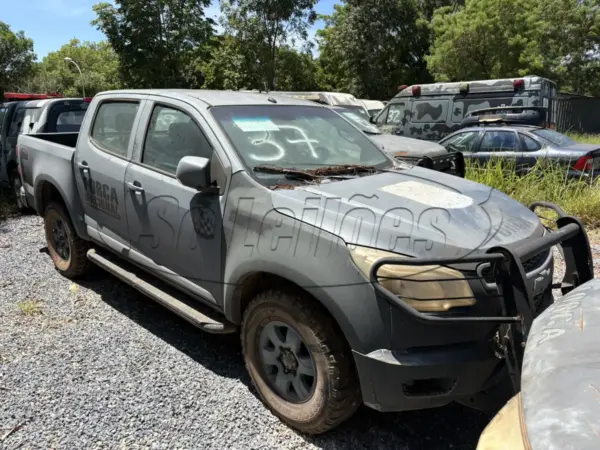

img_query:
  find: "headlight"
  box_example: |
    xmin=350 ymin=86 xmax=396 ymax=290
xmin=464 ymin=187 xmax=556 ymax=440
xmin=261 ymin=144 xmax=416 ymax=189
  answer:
xmin=348 ymin=245 xmax=476 ymax=313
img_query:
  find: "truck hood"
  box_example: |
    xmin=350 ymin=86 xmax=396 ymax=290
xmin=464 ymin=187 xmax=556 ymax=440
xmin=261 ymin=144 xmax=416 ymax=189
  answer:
xmin=270 ymin=168 xmax=543 ymax=258
xmin=370 ymin=134 xmax=448 ymax=157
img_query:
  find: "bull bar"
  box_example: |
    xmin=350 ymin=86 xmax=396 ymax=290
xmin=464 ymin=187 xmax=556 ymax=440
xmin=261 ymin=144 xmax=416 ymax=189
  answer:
xmin=369 ymin=202 xmax=594 ymax=392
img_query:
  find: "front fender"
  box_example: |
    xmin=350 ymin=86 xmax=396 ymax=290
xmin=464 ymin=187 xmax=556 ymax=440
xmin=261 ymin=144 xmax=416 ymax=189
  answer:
xmin=478 ymin=278 xmax=600 ymax=450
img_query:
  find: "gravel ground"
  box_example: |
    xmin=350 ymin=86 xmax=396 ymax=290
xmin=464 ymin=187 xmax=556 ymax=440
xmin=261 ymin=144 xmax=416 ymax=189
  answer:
xmin=1 ymin=214 xmax=599 ymax=450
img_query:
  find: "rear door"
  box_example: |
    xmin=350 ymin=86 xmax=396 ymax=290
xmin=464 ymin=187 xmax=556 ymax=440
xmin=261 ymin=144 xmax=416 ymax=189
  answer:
xmin=124 ymin=97 xmax=227 ymax=305
xmin=476 ymin=129 xmax=524 ymax=168
xmin=73 ymin=95 xmax=146 ymax=254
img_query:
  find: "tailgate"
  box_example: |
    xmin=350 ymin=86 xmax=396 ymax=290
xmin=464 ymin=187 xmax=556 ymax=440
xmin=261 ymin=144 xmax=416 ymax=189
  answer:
xmin=478 ymin=278 xmax=600 ymax=450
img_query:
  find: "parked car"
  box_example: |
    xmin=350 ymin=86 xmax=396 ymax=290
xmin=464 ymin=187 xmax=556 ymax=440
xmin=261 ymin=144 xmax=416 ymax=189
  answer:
xmin=438 ymin=112 xmax=600 ymax=180
xmin=331 ymin=106 xmax=465 ymax=177
xmin=371 ymin=75 xmax=557 ymax=141
xmin=0 ymin=93 xmax=90 ymax=210
xmin=17 ymin=89 xmax=595 ymax=435
xmin=359 ymin=99 xmax=385 ymax=118
xmin=478 ymin=276 xmax=600 ymax=450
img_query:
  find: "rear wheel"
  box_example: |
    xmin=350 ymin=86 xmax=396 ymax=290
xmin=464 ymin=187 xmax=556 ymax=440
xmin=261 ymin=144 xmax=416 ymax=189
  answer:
xmin=44 ymin=202 xmax=90 ymax=278
xmin=241 ymin=288 xmax=361 ymax=434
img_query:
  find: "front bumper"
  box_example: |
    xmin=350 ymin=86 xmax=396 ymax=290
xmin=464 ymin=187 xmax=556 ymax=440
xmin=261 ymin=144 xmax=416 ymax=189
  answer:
xmin=353 ymin=342 xmax=500 ymax=412
xmin=358 ymin=202 xmax=594 ymax=412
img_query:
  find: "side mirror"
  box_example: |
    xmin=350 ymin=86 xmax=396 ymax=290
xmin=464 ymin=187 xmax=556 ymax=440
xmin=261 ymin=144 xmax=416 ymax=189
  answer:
xmin=370 ymin=116 xmax=376 ymax=124
xmin=176 ymin=156 xmax=214 ymax=191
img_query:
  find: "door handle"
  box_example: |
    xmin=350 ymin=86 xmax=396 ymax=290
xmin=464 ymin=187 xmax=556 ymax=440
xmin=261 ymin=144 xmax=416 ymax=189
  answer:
xmin=77 ymin=161 xmax=89 ymax=173
xmin=127 ymin=181 xmax=144 ymax=194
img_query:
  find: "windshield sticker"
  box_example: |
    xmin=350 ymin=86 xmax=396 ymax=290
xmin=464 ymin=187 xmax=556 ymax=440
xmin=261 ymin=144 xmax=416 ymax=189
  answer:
xmin=233 ymin=117 xmax=280 ymax=132
xmin=379 ymin=181 xmax=474 ymax=209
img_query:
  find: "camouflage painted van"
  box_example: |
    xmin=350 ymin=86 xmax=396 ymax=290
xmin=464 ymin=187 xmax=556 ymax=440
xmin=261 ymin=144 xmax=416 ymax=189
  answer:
xmin=372 ymin=76 xmax=558 ymax=141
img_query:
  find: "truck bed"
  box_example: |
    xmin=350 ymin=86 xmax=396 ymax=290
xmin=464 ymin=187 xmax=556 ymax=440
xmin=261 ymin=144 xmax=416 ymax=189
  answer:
xmin=17 ymin=132 xmax=79 ymax=216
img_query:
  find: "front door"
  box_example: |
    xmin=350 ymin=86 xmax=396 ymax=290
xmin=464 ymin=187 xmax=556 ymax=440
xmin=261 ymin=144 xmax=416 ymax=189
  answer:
xmin=73 ymin=97 xmax=145 ymax=253
xmin=124 ymin=99 xmax=225 ymax=305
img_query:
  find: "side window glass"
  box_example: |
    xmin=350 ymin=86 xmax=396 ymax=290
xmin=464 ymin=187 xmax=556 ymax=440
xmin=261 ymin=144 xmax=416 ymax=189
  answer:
xmin=0 ymin=107 xmax=6 ymax=133
xmin=386 ymin=103 xmax=405 ymax=125
xmin=442 ymin=131 xmax=480 ymax=152
xmin=91 ymin=101 xmax=140 ymax=157
xmin=142 ymin=105 xmax=213 ymax=175
xmin=481 ymin=131 xmax=519 ymax=152
xmin=8 ymin=109 xmax=26 ymax=137
xmin=375 ymin=106 xmax=388 ymax=126
xmin=521 ymin=134 xmax=541 ymax=151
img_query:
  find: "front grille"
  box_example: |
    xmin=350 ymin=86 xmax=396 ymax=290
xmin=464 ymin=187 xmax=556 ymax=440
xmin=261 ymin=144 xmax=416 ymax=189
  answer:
xmin=522 ymin=248 xmax=551 ymax=273
xmin=479 ymin=248 xmax=552 ymax=285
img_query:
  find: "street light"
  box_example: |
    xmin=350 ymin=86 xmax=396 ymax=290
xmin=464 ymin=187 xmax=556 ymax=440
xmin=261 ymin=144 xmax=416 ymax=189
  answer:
xmin=64 ymin=57 xmax=85 ymax=98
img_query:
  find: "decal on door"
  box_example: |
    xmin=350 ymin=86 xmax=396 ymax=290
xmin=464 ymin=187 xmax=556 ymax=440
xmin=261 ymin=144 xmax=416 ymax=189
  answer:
xmin=83 ymin=178 xmax=121 ymax=219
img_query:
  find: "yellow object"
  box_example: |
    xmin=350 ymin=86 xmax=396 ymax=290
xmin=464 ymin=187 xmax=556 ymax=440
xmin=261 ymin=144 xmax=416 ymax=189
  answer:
xmin=477 ymin=393 xmax=529 ymax=450
xmin=348 ymin=245 xmax=476 ymax=312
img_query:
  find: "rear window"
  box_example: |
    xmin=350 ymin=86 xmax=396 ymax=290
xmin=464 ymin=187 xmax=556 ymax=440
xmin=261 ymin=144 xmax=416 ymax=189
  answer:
xmin=55 ymin=110 xmax=86 ymax=132
xmin=45 ymin=101 xmax=89 ymax=133
xmin=531 ymin=129 xmax=575 ymax=147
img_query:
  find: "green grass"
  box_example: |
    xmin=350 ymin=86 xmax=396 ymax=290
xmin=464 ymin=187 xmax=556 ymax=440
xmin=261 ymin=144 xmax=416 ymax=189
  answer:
xmin=565 ymin=132 xmax=600 ymax=144
xmin=466 ymin=157 xmax=600 ymax=228
xmin=17 ymin=299 xmax=43 ymax=316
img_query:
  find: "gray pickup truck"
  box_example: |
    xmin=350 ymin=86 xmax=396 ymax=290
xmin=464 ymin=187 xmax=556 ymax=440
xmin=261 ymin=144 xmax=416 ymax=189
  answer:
xmin=17 ymin=89 xmax=596 ymax=435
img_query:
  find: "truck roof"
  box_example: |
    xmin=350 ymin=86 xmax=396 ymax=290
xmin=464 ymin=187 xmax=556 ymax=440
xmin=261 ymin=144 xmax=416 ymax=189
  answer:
xmin=394 ymin=75 xmax=555 ymax=97
xmin=97 ymin=89 xmax=323 ymax=107
xmin=10 ymin=97 xmax=87 ymax=108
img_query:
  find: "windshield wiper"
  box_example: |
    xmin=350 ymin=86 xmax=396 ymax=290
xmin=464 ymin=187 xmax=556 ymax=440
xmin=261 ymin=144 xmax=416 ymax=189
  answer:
xmin=253 ymin=165 xmax=319 ymax=180
xmin=253 ymin=164 xmax=377 ymax=179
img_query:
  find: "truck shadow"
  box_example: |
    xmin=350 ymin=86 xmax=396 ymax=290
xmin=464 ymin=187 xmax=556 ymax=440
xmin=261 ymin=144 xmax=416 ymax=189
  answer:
xmin=75 ymin=267 xmax=491 ymax=450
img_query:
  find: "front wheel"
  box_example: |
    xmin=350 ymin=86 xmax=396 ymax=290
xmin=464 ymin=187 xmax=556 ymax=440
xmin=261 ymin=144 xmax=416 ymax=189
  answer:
xmin=241 ymin=288 xmax=361 ymax=434
xmin=44 ymin=202 xmax=90 ymax=278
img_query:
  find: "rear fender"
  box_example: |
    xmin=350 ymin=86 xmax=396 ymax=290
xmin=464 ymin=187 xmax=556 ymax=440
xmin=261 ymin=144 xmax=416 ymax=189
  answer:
xmin=34 ymin=172 xmax=89 ymax=240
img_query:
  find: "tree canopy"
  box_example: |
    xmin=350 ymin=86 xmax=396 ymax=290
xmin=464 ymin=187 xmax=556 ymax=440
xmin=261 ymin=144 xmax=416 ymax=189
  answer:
xmin=6 ymin=0 xmax=600 ymax=100
xmin=0 ymin=21 xmax=36 ymax=95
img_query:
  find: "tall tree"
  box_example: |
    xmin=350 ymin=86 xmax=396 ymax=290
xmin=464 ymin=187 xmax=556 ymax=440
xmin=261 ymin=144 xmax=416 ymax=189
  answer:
xmin=0 ymin=21 xmax=36 ymax=95
xmin=220 ymin=0 xmax=318 ymax=90
xmin=26 ymin=39 xmax=120 ymax=97
xmin=427 ymin=0 xmax=600 ymax=95
xmin=92 ymin=0 xmax=215 ymax=88
xmin=317 ymin=0 xmax=433 ymax=100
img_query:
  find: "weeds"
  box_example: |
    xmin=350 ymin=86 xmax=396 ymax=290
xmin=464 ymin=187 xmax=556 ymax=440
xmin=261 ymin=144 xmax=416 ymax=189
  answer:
xmin=465 ymin=157 xmax=600 ymax=227
xmin=17 ymin=300 xmax=43 ymax=316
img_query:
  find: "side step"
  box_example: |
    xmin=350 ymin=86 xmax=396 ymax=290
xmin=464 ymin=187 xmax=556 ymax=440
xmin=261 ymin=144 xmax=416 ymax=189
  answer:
xmin=87 ymin=248 xmax=237 ymax=334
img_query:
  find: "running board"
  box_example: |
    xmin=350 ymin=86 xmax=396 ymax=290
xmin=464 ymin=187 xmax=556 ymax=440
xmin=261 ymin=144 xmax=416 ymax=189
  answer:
xmin=87 ymin=248 xmax=237 ymax=334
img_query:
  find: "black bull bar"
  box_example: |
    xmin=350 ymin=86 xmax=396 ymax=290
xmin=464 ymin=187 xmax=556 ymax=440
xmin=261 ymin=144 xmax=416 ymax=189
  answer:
xmin=369 ymin=202 xmax=595 ymax=392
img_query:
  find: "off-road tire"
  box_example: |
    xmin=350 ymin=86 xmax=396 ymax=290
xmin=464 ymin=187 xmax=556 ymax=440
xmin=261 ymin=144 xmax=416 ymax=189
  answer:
xmin=242 ymin=288 xmax=361 ymax=435
xmin=44 ymin=202 xmax=90 ymax=278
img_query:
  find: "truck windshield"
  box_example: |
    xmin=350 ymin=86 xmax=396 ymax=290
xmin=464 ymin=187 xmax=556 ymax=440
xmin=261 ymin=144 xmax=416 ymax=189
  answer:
xmin=210 ymin=105 xmax=391 ymax=171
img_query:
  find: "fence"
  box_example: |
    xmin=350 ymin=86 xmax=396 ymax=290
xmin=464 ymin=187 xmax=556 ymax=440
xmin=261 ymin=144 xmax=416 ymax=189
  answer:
xmin=554 ymin=96 xmax=600 ymax=134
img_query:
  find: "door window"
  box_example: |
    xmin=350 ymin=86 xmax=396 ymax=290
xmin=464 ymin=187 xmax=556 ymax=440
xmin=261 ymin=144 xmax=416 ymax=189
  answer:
xmin=441 ymin=131 xmax=481 ymax=152
xmin=142 ymin=105 xmax=213 ymax=175
xmin=91 ymin=101 xmax=140 ymax=157
xmin=385 ymin=103 xmax=406 ymax=125
xmin=480 ymin=131 xmax=520 ymax=152
xmin=520 ymin=134 xmax=541 ymax=151
xmin=8 ymin=108 xmax=26 ymax=137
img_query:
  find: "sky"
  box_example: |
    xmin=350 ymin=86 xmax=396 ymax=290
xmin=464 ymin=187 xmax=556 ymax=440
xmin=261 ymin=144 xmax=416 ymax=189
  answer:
xmin=3 ymin=0 xmax=339 ymax=60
